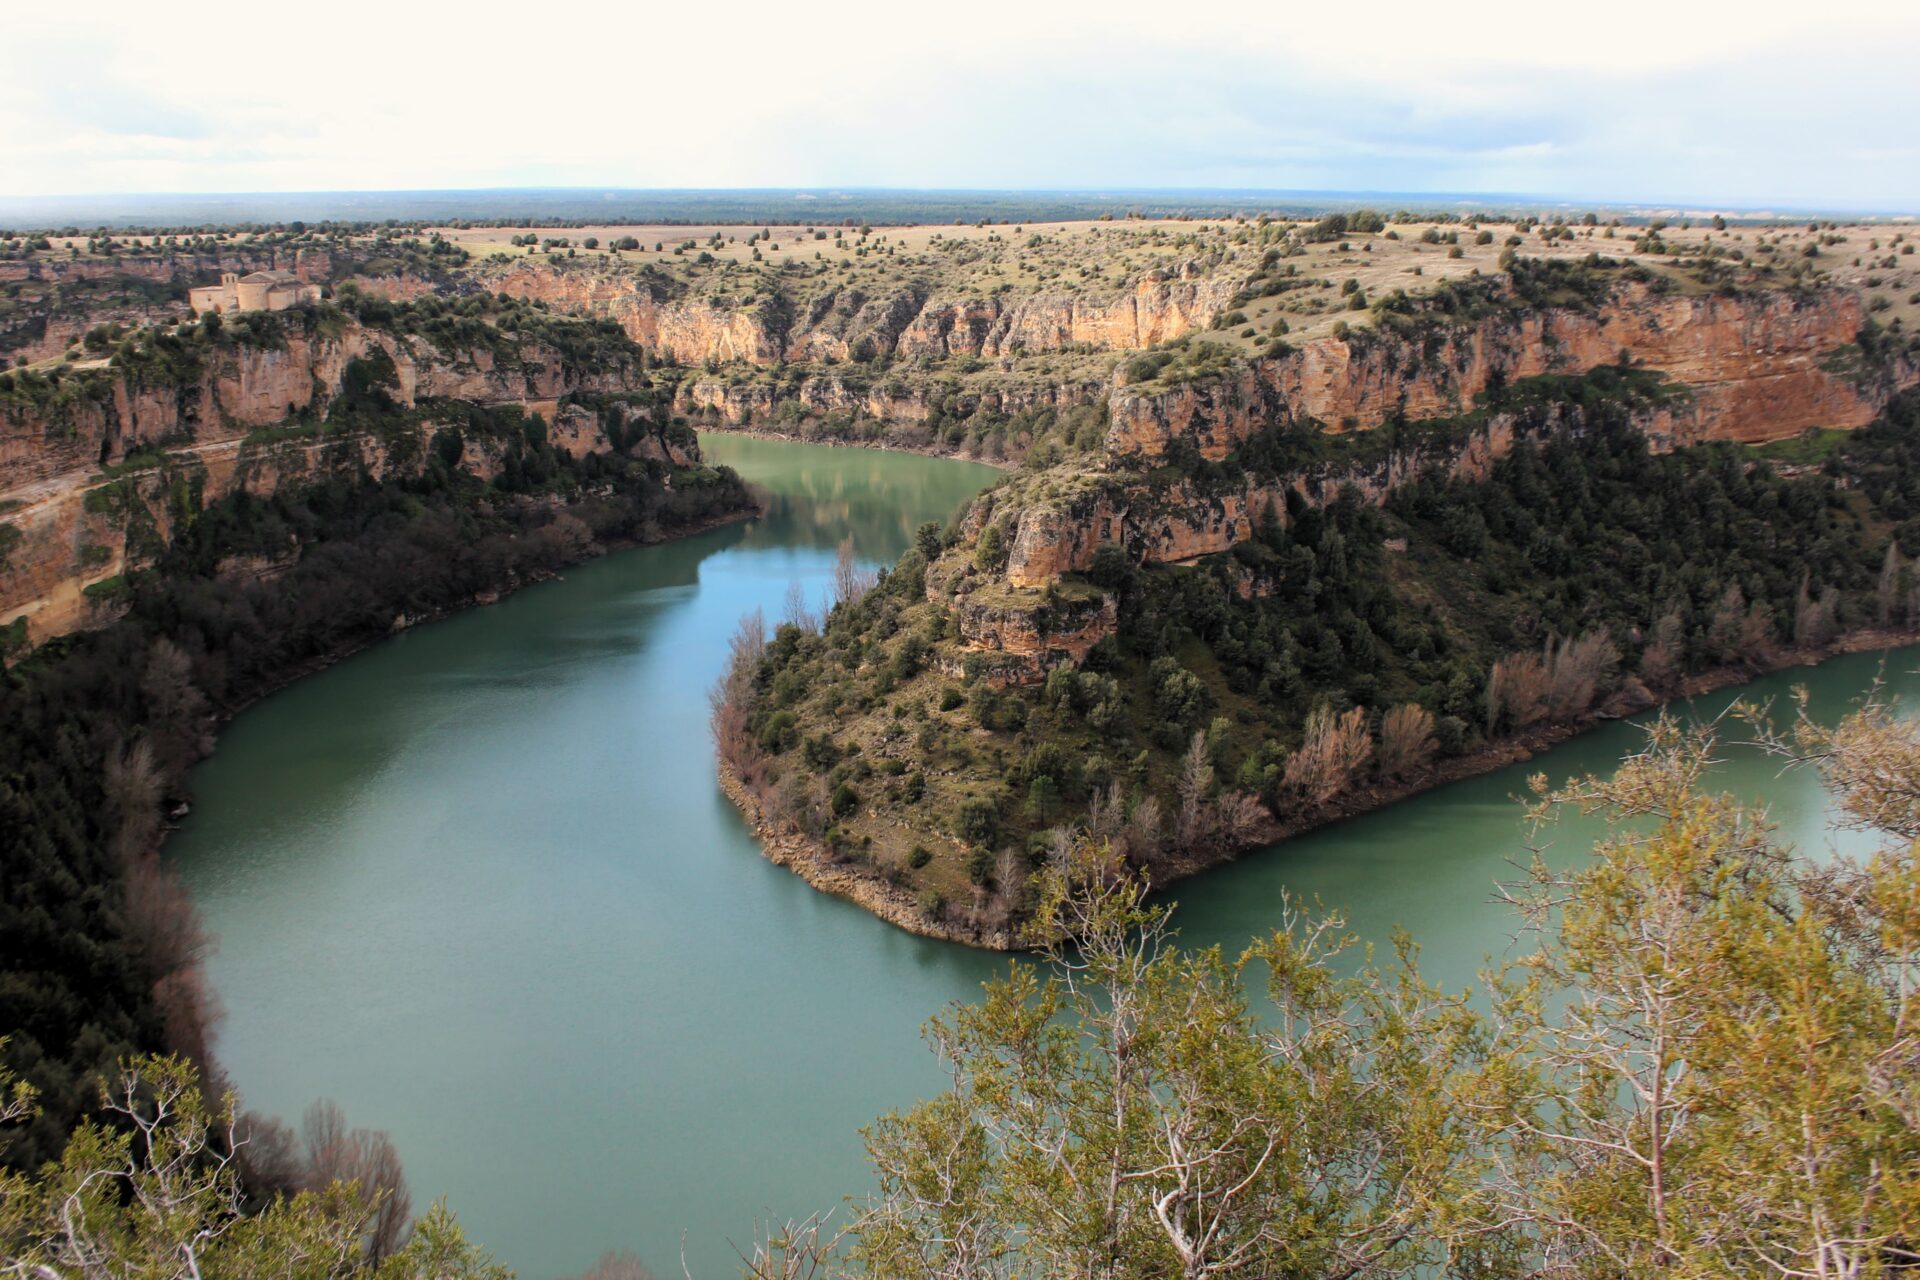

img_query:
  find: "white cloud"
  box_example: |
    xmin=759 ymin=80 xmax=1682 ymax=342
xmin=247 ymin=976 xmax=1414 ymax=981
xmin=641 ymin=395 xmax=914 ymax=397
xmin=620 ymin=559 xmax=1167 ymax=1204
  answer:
xmin=2 ymin=0 xmax=1917 ymax=208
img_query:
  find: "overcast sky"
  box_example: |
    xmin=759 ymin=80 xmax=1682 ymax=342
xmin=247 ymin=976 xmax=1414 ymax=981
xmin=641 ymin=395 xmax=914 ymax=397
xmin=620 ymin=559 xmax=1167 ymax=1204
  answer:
xmin=4 ymin=0 xmax=1916 ymax=210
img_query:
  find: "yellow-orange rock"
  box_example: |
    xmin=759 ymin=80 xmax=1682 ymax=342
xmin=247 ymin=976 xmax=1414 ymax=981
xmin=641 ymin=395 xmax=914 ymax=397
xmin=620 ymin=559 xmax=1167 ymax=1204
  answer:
xmin=1107 ymin=283 xmax=1898 ymax=460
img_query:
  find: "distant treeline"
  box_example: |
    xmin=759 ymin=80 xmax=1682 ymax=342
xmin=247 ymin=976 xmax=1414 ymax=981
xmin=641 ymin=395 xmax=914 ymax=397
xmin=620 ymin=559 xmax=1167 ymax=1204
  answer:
xmin=0 ymin=187 xmax=1890 ymax=234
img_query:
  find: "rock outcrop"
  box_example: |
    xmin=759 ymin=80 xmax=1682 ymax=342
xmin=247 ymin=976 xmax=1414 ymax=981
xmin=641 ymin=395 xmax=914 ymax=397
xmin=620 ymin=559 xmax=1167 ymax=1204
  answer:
xmin=1108 ymin=282 xmax=1900 ymax=459
xmin=0 ymin=316 xmax=641 ymax=494
xmin=674 ymin=367 xmax=1106 ymax=435
xmin=0 ymin=249 xmax=333 ymax=365
xmin=944 ymin=580 xmax=1118 ymax=685
xmin=954 ymin=374 xmax=1839 ymax=686
xmin=468 ymin=261 xmax=1245 ymax=367
xmin=0 ymin=315 xmax=664 ymax=646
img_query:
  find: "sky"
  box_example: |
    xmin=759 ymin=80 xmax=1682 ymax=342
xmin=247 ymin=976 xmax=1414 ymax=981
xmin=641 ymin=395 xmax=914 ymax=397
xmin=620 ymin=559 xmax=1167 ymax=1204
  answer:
xmin=4 ymin=0 xmax=1917 ymax=211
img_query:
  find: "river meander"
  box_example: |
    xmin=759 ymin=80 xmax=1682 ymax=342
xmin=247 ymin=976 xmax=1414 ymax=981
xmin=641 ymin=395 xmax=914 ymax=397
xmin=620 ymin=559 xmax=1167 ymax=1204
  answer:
xmin=170 ymin=434 xmax=1920 ymax=1277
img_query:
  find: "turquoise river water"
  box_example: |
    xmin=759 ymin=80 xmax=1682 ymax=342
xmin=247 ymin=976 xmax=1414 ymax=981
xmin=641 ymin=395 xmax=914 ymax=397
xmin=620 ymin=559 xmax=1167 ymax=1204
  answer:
xmin=169 ymin=434 xmax=1920 ymax=1277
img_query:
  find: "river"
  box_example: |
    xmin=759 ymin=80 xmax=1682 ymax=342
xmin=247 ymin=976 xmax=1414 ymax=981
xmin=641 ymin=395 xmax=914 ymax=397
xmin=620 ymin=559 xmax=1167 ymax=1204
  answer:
xmin=170 ymin=434 xmax=1920 ymax=1278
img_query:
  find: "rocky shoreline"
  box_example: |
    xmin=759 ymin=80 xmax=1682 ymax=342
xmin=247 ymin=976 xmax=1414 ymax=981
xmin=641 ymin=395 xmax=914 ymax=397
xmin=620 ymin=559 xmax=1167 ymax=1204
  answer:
xmin=717 ymin=759 xmax=1019 ymax=949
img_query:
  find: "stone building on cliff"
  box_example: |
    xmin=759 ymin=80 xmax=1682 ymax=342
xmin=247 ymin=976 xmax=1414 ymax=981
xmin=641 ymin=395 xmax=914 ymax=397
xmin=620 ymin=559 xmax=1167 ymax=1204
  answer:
xmin=188 ymin=269 xmax=322 ymax=316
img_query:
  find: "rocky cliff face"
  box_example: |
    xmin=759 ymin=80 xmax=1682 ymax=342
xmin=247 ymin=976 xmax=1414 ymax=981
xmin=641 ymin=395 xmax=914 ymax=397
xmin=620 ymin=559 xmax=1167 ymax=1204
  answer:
xmin=469 ymin=261 xmax=1243 ymax=367
xmin=0 ymin=316 xmax=638 ymax=494
xmin=1107 ymin=283 xmax=1899 ymax=459
xmin=998 ymin=403 xmax=1585 ymax=590
xmin=944 ymin=583 xmax=1118 ymax=685
xmin=0 ymin=403 xmax=683 ymax=647
xmin=0 ymin=315 xmax=659 ymax=646
xmin=0 ymin=249 xmax=333 ymax=364
xmin=956 ymin=381 xmax=1804 ymax=685
xmin=674 ymin=367 xmax=1106 ymax=434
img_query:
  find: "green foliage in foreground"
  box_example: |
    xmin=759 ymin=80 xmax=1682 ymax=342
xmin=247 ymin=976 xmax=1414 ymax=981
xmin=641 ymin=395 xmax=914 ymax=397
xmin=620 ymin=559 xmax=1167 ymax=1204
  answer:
xmin=845 ymin=704 xmax=1920 ymax=1278
xmin=0 ymin=1054 xmax=506 ymax=1278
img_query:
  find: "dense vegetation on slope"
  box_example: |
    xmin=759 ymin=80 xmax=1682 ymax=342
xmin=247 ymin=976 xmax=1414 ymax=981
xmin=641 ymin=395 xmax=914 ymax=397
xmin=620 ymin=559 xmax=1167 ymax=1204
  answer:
xmin=0 ymin=398 xmax=749 ymax=1170
xmin=717 ymin=379 xmax=1920 ymax=939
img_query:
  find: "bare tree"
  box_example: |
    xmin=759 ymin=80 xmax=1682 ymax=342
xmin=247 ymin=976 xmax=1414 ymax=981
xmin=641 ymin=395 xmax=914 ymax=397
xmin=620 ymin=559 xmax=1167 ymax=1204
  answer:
xmin=1117 ymin=793 xmax=1164 ymax=868
xmin=1210 ymin=791 xmax=1267 ymax=848
xmin=142 ymin=636 xmax=212 ymax=772
xmin=1376 ymin=703 xmax=1436 ymax=779
xmin=1705 ymin=582 xmax=1749 ymax=663
xmin=302 ymin=1099 xmax=413 ymax=1264
xmin=832 ymin=535 xmax=861 ymax=610
xmin=1706 ymin=582 xmax=1776 ymax=667
xmin=1282 ymin=705 xmax=1372 ymax=807
xmin=709 ymin=609 xmax=766 ymax=774
xmin=1544 ymin=630 xmax=1619 ymax=721
xmin=1486 ymin=651 xmax=1549 ymax=732
xmin=1792 ymin=573 xmax=1840 ymax=649
xmin=783 ymin=580 xmax=820 ymax=634
xmin=102 ymin=736 xmax=163 ymax=861
xmin=1637 ymin=606 xmax=1686 ymax=688
xmin=580 ymin=1249 xmax=656 ymax=1280
xmin=1171 ymin=728 xmax=1266 ymax=854
xmin=830 ymin=535 xmax=879 ymax=612
xmin=236 ymin=1111 xmax=306 ymax=1199
xmin=1175 ymin=730 xmax=1216 ymax=851
xmin=533 ymin=511 xmax=595 ymax=563
xmin=1876 ymin=542 xmax=1903 ymax=626
xmin=1085 ymin=783 xmax=1125 ymax=847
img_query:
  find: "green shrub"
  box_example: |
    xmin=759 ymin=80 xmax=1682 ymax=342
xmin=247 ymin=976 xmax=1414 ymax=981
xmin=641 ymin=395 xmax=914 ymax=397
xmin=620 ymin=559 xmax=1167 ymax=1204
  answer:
xmin=966 ymin=845 xmax=995 ymax=885
xmin=957 ymin=797 xmax=1000 ymax=845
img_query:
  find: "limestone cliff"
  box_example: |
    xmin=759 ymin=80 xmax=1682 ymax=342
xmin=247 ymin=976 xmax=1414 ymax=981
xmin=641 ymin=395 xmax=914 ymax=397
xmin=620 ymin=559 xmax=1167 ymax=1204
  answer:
xmin=468 ymin=260 xmax=1244 ymax=367
xmin=674 ymin=367 xmax=1106 ymax=436
xmin=0 ymin=312 xmax=666 ymax=646
xmin=0 ymin=313 xmax=641 ymax=493
xmin=0 ymin=248 xmax=333 ymax=365
xmin=924 ymin=276 xmax=1920 ymax=686
xmin=940 ymin=577 xmax=1119 ymax=685
xmin=1108 ymin=281 xmax=1902 ymax=460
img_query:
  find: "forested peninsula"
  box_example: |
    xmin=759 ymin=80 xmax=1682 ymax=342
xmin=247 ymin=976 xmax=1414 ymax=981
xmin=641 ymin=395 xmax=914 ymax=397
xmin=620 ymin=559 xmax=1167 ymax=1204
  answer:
xmin=709 ymin=249 xmax=1920 ymax=946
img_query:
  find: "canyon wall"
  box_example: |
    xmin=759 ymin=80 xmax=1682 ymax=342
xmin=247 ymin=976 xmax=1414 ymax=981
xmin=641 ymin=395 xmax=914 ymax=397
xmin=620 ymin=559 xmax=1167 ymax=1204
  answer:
xmin=0 ymin=316 xmax=663 ymax=646
xmin=0 ymin=317 xmax=639 ymax=493
xmin=472 ymin=260 xmax=1244 ymax=366
xmin=1107 ymin=283 xmax=1898 ymax=459
xmin=674 ymin=367 xmax=1106 ymax=432
xmin=0 ymin=403 xmax=687 ymax=646
xmin=957 ymin=375 xmax=1834 ymax=684
xmin=0 ymin=248 xmax=333 ymax=364
xmin=997 ymin=405 xmax=1577 ymax=592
